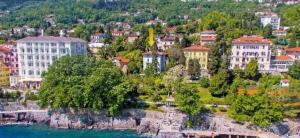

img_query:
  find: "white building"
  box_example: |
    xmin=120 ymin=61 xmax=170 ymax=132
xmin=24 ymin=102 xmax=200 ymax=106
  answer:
xmin=270 ymin=56 xmax=294 ymax=73
xmin=230 ymin=35 xmax=272 ymax=72
xmin=156 ymin=36 xmax=176 ymax=51
xmin=143 ymin=52 xmax=167 ymax=73
xmin=17 ymin=36 xmax=87 ymax=89
xmin=280 ymin=79 xmax=290 ymax=87
xmin=260 ymin=12 xmax=281 ymax=30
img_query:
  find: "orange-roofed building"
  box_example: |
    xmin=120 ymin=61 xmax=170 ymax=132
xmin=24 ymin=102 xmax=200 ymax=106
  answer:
xmin=165 ymin=27 xmax=177 ymax=35
xmin=200 ymin=30 xmax=217 ymax=45
xmin=270 ymin=56 xmax=294 ymax=73
xmin=183 ymin=45 xmax=210 ymax=70
xmin=112 ymin=56 xmax=130 ymax=74
xmin=272 ymin=30 xmax=286 ymax=37
xmin=230 ymin=35 xmax=272 ymax=73
xmin=286 ymin=47 xmax=300 ymax=60
xmin=111 ymin=30 xmax=124 ymax=37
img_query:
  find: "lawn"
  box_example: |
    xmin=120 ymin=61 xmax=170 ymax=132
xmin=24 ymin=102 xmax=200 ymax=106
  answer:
xmin=138 ymin=83 xmax=226 ymax=105
xmin=184 ymin=83 xmax=226 ymax=105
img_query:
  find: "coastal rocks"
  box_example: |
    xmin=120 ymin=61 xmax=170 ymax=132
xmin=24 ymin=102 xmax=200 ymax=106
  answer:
xmin=137 ymin=119 xmax=160 ymax=135
xmin=49 ymin=109 xmax=144 ymax=130
xmin=157 ymin=131 xmax=183 ymax=138
xmin=0 ymin=111 xmax=49 ymax=124
xmin=48 ymin=107 xmax=188 ymax=138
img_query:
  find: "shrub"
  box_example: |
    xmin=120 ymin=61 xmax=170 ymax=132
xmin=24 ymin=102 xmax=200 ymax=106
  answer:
xmin=199 ymin=77 xmax=209 ymax=88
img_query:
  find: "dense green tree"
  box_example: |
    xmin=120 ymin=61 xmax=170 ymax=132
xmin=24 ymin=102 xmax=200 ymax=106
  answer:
xmin=288 ymin=60 xmax=300 ymax=80
xmin=187 ymin=59 xmax=201 ymax=80
xmin=175 ymin=85 xmax=202 ymax=116
xmin=209 ymin=69 xmax=229 ymax=97
xmin=117 ymin=50 xmax=143 ymax=74
xmin=199 ymin=77 xmax=209 ymax=88
xmin=245 ymin=59 xmax=259 ymax=80
xmin=39 ymin=56 xmax=137 ymax=115
xmin=207 ymin=44 xmax=222 ymax=76
xmin=166 ymin=48 xmax=186 ymax=68
xmin=229 ymin=92 xmax=283 ymax=127
xmin=262 ymin=24 xmax=273 ymax=38
xmin=180 ymin=36 xmax=192 ymax=48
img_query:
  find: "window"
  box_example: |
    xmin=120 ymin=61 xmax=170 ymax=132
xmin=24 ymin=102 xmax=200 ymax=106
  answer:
xmin=35 ymin=56 xmax=39 ymax=60
xmin=60 ymin=48 xmax=66 ymax=54
xmin=36 ymin=62 xmax=39 ymax=67
xmin=51 ymin=48 xmax=57 ymax=53
xmin=35 ymin=48 xmax=38 ymax=53
xmin=51 ymin=43 xmax=57 ymax=46
xmin=28 ymin=70 xmax=34 ymax=75
xmin=28 ymin=62 xmax=33 ymax=67
xmin=27 ymin=48 xmax=32 ymax=53
xmin=27 ymin=55 xmax=33 ymax=60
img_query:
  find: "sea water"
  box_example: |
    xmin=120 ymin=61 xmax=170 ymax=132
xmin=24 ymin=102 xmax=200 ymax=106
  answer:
xmin=0 ymin=125 xmax=149 ymax=138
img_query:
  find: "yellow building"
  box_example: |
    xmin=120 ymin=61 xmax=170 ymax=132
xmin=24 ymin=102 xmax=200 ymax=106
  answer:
xmin=0 ymin=61 xmax=10 ymax=87
xmin=183 ymin=45 xmax=210 ymax=70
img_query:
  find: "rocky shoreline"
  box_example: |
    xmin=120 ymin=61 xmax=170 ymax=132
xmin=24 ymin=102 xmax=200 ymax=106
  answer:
xmin=0 ymin=107 xmax=299 ymax=138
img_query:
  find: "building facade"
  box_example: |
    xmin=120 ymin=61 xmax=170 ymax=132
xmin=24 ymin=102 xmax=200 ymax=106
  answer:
xmin=260 ymin=12 xmax=281 ymax=30
xmin=230 ymin=36 xmax=272 ymax=72
xmin=200 ymin=30 xmax=217 ymax=46
xmin=143 ymin=52 xmax=167 ymax=73
xmin=0 ymin=61 xmax=10 ymax=87
xmin=286 ymin=47 xmax=300 ymax=60
xmin=270 ymin=56 xmax=294 ymax=73
xmin=156 ymin=36 xmax=176 ymax=51
xmin=0 ymin=41 xmax=19 ymax=87
xmin=17 ymin=36 xmax=87 ymax=89
xmin=183 ymin=45 xmax=210 ymax=70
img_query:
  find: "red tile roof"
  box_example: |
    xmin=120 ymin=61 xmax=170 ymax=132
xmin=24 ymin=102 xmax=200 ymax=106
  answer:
xmin=183 ymin=45 xmax=210 ymax=51
xmin=166 ymin=27 xmax=177 ymax=32
xmin=112 ymin=56 xmax=129 ymax=63
xmin=232 ymin=35 xmax=271 ymax=44
xmin=0 ymin=47 xmax=9 ymax=54
xmin=281 ymin=79 xmax=290 ymax=83
xmin=271 ymin=56 xmax=294 ymax=61
xmin=286 ymin=47 xmax=300 ymax=52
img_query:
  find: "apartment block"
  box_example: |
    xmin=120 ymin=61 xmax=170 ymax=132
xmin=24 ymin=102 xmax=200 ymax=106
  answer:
xmin=230 ymin=35 xmax=272 ymax=72
xmin=17 ymin=36 xmax=87 ymax=89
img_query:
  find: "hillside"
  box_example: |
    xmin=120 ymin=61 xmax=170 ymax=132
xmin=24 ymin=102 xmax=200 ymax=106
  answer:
xmin=0 ymin=0 xmax=259 ymax=29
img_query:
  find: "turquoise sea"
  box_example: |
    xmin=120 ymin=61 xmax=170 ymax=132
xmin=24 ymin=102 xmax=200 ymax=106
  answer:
xmin=0 ymin=125 xmax=149 ymax=138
